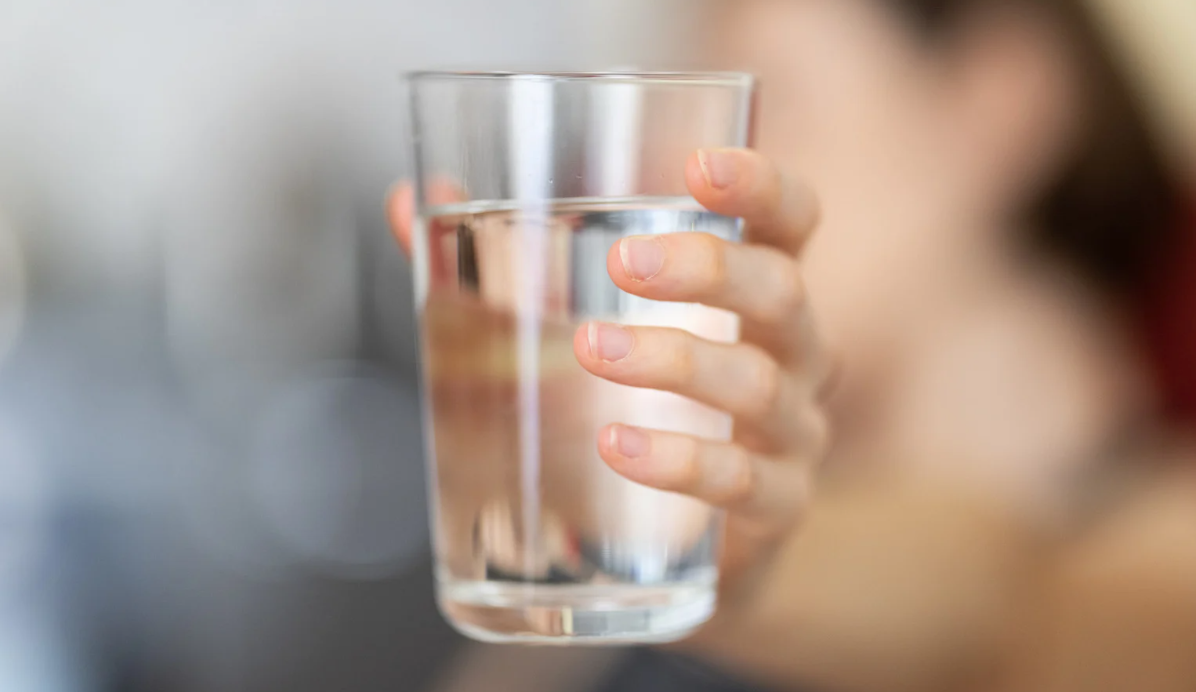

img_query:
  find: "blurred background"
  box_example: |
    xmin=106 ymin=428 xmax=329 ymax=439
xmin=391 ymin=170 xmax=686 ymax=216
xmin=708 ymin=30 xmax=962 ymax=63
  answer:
xmin=0 ymin=1 xmax=1192 ymax=691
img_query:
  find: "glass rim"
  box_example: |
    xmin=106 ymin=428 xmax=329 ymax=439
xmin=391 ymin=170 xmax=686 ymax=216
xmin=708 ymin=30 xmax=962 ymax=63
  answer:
xmin=406 ymin=70 xmax=756 ymax=88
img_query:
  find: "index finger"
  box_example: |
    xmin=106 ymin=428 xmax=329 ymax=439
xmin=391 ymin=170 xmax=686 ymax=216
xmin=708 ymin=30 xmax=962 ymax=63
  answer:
xmin=385 ymin=183 xmax=416 ymax=255
xmin=684 ymin=148 xmax=820 ymax=256
xmin=384 ymin=180 xmax=466 ymax=257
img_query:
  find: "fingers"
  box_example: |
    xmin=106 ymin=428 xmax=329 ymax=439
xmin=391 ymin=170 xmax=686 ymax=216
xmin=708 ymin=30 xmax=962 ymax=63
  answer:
xmin=386 ymin=184 xmax=415 ymax=255
xmin=684 ymin=148 xmax=819 ymax=256
xmin=574 ymin=322 xmax=797 ymax=441
xmin=606 ymin=231 xmax=821 ymax=363
xmin=608 ymin=231 xmax=802 ymax=322
xmin=607 ymin=232 xmax=806 ymax=333
xmin=598 ymin=424 xmax=810 ymax=521
xmin=385 ymin=180 xmax=466 ymax=257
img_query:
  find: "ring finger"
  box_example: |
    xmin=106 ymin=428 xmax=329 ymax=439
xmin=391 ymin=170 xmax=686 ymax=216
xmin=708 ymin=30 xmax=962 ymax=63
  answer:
xmin=573 ymin=322 xmax=796 ymax=443
xmin=598 ymin=424 xmax=810 ymax=522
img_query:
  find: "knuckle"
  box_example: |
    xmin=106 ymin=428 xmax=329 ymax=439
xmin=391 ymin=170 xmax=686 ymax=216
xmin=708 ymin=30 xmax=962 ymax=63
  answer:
xmin=668 ymin=437 xmax=704 ymax=493
xmin=780 ymin=170 xmax=821 ymax=236
xmin=758 ymin=259 xmax=805 ymax=324
xmin=693 ymin=233 xmax=730 ymax=297
xmin=664 ymin=331 xmax=699 ymax=389
xmin=779 ymin=266 xmax=807 ymax=313
xmin=765 ymin=163 xmax=787 ymax=213
xmin=777 ymin=468 xmax=814 ymax=525
xmin=743 ymin=347 xmax=784 ymax=419
xmin=718 ymin=446 xmax=757 ymax=508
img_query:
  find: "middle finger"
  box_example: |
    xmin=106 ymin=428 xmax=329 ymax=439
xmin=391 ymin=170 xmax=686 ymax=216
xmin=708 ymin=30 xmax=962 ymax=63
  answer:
xmin=573 ymin=322 xmax=796 ymax=442
xmin=608 ymin=232 xmax=805 ymax=330
xmin=607 ymin=232 xmax=814 ymax=360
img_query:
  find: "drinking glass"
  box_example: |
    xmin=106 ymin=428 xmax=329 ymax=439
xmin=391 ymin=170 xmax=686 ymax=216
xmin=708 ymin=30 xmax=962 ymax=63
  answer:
xmin=407 ymin=71 xmax=756 ymax=644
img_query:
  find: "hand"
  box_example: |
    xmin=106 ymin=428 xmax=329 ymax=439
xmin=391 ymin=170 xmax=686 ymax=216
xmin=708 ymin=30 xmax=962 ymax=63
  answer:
xmin=387 ymin=148 xmax=833 ymax=608
xmin=576 ymin=149 xmax=833 ymax=597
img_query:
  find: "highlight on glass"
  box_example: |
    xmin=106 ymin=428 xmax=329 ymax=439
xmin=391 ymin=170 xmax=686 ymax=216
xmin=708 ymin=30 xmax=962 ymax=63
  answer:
xmin=407 ymin=71 xmax=756 ymax=644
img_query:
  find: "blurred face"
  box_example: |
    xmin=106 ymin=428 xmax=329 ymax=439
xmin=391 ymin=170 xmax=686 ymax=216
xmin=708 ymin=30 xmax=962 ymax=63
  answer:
xmin=705 ymin=0 xmax=1080 ymax=400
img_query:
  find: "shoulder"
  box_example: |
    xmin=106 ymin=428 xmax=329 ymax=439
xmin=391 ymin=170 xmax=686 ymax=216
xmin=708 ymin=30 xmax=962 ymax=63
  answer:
xmin=999 ymin=444 xmax=1196 ymax=691
xmin=1073 ymin=440 xmax=1196 ymax=579
xmin=1044 ymin=444 xmax=1196 ymax=680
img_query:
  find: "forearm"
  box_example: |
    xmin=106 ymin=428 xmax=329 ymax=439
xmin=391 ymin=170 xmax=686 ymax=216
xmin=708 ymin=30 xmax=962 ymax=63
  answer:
xmin=992 ymin=469 xmax=1196 ymax=692
xmin=687 ymin=466 xmax=1196 ymax=692
xmin=686 ymin=478 xmax=1040 ymax=692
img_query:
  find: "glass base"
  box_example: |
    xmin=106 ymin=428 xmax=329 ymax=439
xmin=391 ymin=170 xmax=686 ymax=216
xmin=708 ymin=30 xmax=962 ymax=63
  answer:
xmin=438 ymin=579 xmax=716 ymax=645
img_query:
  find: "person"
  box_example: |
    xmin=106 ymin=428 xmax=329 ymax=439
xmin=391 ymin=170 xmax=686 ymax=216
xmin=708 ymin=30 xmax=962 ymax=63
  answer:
xmin=389 ymin=0 xmax=1196 ymax=690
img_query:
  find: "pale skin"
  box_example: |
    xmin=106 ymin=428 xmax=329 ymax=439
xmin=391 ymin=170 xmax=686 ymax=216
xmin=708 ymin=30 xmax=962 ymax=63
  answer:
xmin=390 ymin=148 xmax=832 ymax=599
xmin=392 ymin=3 xmax=1196 ymax=689
xmin=393 ymin=155 xmax=1196 ymax=692
xmin=394 ymin=157 xmax=1196 ymax=692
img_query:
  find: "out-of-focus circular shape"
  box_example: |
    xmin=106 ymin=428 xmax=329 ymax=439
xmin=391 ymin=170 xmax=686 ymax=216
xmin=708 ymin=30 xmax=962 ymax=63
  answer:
xmin=250 ymin=364 xmax=428 ymax=580
xmin=172 ymin=422 xmax=295 ymax=582
xmin=160 ymin=106 xmax=361 ymax=429
xmin=0 ymin=414 xmax=47 ymax=602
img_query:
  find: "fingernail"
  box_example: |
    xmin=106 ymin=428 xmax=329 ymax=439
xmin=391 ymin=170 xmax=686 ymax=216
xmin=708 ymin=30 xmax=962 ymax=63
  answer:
xmin=588 ymin=322 xmax=634 ymax=362
xmin=611 ymin=425 xmax=651 ymax=459
xmin=619 ymin=237 xmax=665 ymax=281
xmin=698 ymin=149 xmax=738 ymax=189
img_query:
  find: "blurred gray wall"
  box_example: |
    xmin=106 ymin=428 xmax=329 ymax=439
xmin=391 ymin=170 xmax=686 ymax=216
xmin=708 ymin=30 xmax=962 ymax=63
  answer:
xmin=0 ymin=1 xmax=666 ymax=691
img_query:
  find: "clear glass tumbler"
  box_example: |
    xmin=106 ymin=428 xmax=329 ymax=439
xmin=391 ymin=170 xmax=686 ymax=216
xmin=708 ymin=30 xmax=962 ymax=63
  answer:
xmin=407 ymin=71 xmax=756 ymax=644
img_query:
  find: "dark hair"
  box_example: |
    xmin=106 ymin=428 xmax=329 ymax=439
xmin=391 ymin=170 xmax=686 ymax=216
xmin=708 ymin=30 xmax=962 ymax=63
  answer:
xmin=896 ymin=0 xmax=1184 ymax=303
